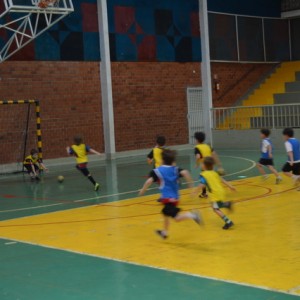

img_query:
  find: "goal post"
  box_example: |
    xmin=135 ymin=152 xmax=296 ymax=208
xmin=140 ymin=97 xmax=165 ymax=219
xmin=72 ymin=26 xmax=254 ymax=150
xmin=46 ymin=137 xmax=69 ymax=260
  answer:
xmin=0 ymin=99 xmax=42 ymax=175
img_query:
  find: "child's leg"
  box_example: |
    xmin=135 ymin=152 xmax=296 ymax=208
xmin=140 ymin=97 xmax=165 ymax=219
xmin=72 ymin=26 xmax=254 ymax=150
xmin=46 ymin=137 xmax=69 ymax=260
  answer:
xmin=156 ymin=204 xmax=202 ymax=239
xmin=267 ymin=165 xmax=282 ymax=184
xmin=256 ymin=163 xmax=266 ymax=176
xmin=76 ymin=165 xmax=99 ymax=188
xmin=267 ymin=165 xmax=280 ymax=177
xmin=212 ymin=202 xmax=234 ymax=229
xmin=282 ymin=163 xmax=300 ymax=183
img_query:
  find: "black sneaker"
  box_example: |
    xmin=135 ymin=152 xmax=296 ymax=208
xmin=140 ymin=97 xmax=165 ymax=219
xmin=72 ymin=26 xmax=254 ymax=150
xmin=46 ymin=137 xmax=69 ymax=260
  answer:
xmin=199 ymin=193 xmax=208 ymax=199
xmin=155 ymin=230 xmax=168 ymax=239
xmin=223 ymin=221 xmax=234 ymax=230
xmin=35 ymin=176 xmax=40 ymax=181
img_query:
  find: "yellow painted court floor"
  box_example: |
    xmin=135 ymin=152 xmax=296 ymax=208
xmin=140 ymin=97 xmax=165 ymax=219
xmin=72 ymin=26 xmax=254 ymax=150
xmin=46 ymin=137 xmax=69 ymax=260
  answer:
xmin=0 ymin=176 xmax=300 ymax=295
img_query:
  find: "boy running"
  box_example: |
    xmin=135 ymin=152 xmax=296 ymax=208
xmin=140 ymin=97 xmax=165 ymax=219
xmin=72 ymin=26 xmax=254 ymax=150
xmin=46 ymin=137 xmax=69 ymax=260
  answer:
xmin=282 ymin=128 xmax=300 ymax=188
xmin=66 ymin=136 xmax=102 ymax=191
xmin=256 ymin=128 xmax=282 ymax=184
xmin=147 ymin=136 xmax=166 ymax=168
xmin=197 ymin=156 xmax=235 ymax=230
xmin=139 ymin=149 xmax=202 ymax=239
xmin=194 ymin=131 xmax=222 ymax=198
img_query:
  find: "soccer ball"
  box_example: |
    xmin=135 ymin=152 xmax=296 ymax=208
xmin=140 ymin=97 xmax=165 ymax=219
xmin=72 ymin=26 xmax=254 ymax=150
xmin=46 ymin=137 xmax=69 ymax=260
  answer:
xmin=217 ymin=168 xmax=226 ymax=176
xmin=57 ymin=175 xmax=64 ymax=183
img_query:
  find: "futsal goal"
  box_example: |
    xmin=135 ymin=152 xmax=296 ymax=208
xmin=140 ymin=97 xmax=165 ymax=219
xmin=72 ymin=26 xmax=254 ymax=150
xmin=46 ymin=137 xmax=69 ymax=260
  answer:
xmin=0 ymin=100 xmax=42 ymax=175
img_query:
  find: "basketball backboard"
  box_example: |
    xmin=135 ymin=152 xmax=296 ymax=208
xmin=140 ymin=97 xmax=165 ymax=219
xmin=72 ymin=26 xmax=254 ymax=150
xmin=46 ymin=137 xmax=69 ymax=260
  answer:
xmin=0 ymin=0 xmax=74 ymax=62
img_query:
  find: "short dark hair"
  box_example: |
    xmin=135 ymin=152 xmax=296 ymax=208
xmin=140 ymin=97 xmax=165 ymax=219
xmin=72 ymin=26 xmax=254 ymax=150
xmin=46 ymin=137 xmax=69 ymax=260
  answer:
xmin=162 ymin=149 xmax=176 ymax=165
xmin=74 ymin=136 xmax=83 ymax=145
xmin=282 ymin=128 xmax=294 ymax=137
xmin=194 ymin=132 xmax=205 ymax=143
xmin=30 ymin=149 xmax=38 ymax=155
xmin=156 ymin=136 xmax=166 ymax=146
xmin=203 ymin=156 xmax=215 ymax=170
xmin=260 ymin=128 xmax=270 ymax=137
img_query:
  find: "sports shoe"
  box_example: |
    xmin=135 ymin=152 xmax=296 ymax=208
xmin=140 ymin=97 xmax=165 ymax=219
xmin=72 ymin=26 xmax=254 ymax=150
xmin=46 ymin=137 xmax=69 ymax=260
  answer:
xmin=191 ymin=210 xmax=203 ymax=225
xmin=223 ymin=221 xmax=234 ymax=230
xmin=224 ymin=201 xmax=233 ymax=211
xmin=199 ymin=193 xmax=208 ymax=199
xmin=35 ymin=176 xmax=40 ymax=181
xmin=275 ymin=177 xmax=282 ymax=184
xmin=94 ymin=183 xmax=100 ymax=191
xmin=155 ymin=230 xmax=168 ymax=239
xmin=293 ymin=176 xmax=300 ymax=186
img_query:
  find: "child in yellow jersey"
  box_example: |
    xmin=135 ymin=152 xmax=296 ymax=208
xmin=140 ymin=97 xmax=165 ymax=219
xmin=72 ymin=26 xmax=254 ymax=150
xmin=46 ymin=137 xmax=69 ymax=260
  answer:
xmin=147 ymin=136 xmax=166 ymax=168
xmin=197 ymin=156 xmax=236 ymax=230
xmin=66 ymin=136 xmax=102 ymax=191
xmin=194 ymin=132 xmax=222 ymax=198
xmin=23 ymin=149 xmax=48 ymax=181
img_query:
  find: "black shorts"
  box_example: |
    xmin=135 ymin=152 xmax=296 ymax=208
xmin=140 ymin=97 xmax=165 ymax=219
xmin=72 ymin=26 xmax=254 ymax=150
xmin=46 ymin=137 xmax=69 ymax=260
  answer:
xmin=258 ymin=158 xmax=274 ymax=166
xmin=24 ymin=164 xmax=39 ymax=173
xmin=162 ymin=203 xmax=181 ymax=218
xmin=282 ymin=162 xmax=300 ymax=175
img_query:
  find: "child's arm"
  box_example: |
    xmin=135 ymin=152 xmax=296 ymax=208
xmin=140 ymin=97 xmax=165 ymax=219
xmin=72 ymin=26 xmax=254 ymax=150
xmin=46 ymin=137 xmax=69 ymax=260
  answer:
xmin=66 ymin=146 xmax=71 ymax=155
xmin=267 ymin=143 xmax=273 ymax=158
xmin=221 ymin=177 xmax=236 ymax=191
xmin=139 ymin=177 xmax=154 ymax=196
xmin=179 ymin=170 xmax=194 ymax=189
xmin=89 ymin=148 xmax=102 ymax=155
xmin=194 ymin=148 xmax=202 ymax=167
xmin=39 ymin=162 xmax=48 ymax=172
xmin=147 ymin=150 xmax=154 ymax=165
xmin=30 ymin=162 xmax=38 ymax=177
xmin=287 ymin=151 xmax=294 ymax=166
xmin=212 ymin=150 xmax=222 ymax=168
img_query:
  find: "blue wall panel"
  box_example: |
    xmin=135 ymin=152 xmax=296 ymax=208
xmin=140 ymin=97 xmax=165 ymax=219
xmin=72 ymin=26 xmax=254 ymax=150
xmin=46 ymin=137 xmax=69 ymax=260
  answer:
xmin=12 ymin=0 xmax=283 ymax=62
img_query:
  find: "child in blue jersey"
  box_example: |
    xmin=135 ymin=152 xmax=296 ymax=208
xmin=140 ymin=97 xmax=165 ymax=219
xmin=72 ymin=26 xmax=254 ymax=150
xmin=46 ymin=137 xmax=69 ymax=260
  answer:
xmin=139 ymin=149 xmax=202 ymax=239
xmin=282 ymin=128 xmax=300 ymax=188
xmin=256 ymin=129 xmax=282 ymax=184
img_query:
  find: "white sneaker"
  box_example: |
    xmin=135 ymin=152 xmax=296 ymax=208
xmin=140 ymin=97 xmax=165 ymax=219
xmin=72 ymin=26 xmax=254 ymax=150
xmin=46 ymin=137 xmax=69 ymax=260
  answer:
xmin=275 ymin=177 xmax=282 ymax=184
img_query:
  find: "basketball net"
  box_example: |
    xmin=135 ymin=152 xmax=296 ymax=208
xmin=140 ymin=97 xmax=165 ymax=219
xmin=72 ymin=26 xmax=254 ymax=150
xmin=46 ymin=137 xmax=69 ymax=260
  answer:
xmin=38 ymin=0 xmax=59 ymax=8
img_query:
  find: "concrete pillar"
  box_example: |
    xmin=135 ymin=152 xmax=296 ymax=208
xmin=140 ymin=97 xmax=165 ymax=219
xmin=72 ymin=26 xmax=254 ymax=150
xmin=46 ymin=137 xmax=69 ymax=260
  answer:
xmin=97 ymin=0 xmax=116 ymax=158
xmin=199 ymin=0 xmax=213 ymax=144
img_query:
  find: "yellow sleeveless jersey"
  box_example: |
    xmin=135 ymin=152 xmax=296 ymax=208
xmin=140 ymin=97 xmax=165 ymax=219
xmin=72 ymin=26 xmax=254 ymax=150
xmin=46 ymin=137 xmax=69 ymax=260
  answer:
xmin=153 ymin=147 xmax=164 ymax=168
xmin=71 ymin=144 xmax=90 ymax=164
xmin=200 ymin=170 xmax=225 ymax=201
xmin=195 ymin=144 xmax=213 ymax=162
xmin=24 ymin=155 xmax=39 ymax=165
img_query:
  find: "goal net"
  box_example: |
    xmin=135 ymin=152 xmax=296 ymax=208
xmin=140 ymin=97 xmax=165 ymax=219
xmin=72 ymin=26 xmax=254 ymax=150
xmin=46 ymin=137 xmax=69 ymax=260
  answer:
xmin=0 ymin=100 xmax=42 ymax=175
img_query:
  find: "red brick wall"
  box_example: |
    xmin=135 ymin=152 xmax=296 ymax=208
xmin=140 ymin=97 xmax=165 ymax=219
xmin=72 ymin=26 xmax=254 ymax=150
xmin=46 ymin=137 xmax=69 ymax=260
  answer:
xmin=0 ymin=61 xmax=103 ymax=162
xmin=111 ymin=62 xmax=201 ymax=151
xmin=0 ymin=61 xmax=275 ymax=161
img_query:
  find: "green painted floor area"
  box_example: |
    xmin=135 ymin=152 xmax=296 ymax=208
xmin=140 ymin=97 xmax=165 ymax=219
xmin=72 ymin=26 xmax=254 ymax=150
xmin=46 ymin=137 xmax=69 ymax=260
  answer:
xmin=0 ymin=149 xmax=296 ymax=300
xmin=0 ymin=239 xmax=297 ymax=300
xmin=0 ymin=149 xmax=285 ymax=221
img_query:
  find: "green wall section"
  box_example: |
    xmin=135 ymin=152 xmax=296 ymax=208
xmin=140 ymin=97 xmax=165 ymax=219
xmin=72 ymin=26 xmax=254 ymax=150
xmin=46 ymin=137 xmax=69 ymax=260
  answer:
xmin=0 ymin=239 xmax=297 ymax=300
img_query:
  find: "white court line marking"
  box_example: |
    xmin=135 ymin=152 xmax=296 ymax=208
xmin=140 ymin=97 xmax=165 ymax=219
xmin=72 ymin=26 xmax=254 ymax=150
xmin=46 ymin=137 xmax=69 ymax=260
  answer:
xmin=0 ymin=236 xmax=297 ymax=297
xmin=4 ymin=241 xmax=17 ymax=245
xmin=288 ymin=286 xmax=300 ymax=293
xmin=0 ymin=156 xmax=256 ymax=214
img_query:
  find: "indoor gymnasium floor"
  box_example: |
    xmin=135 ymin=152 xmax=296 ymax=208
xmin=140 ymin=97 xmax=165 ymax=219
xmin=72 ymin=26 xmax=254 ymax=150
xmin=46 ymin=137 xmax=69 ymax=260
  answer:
xmin=0 ymin=149 xmax=299 ymax=300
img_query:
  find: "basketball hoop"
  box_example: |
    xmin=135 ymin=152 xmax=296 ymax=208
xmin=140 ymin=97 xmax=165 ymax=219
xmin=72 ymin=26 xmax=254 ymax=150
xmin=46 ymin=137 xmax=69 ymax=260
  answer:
xmin=38 ymin=0 xmax=58 ymax=8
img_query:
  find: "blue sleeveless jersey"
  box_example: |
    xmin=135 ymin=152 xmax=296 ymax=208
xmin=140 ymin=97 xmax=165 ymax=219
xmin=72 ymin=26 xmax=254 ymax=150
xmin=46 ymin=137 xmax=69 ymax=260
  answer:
xmin=285 ymin=138 xmax=300 ymax=162
xmin=261 ymin=138 xmax=272 ymax=159
xmin=154 ymin=166 xmax=180 ymax=199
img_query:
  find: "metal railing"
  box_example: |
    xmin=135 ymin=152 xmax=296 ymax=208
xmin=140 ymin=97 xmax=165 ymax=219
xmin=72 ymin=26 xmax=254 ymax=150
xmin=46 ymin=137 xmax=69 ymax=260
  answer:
xmin=211 ymin=104 xmax=300 ymax=130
